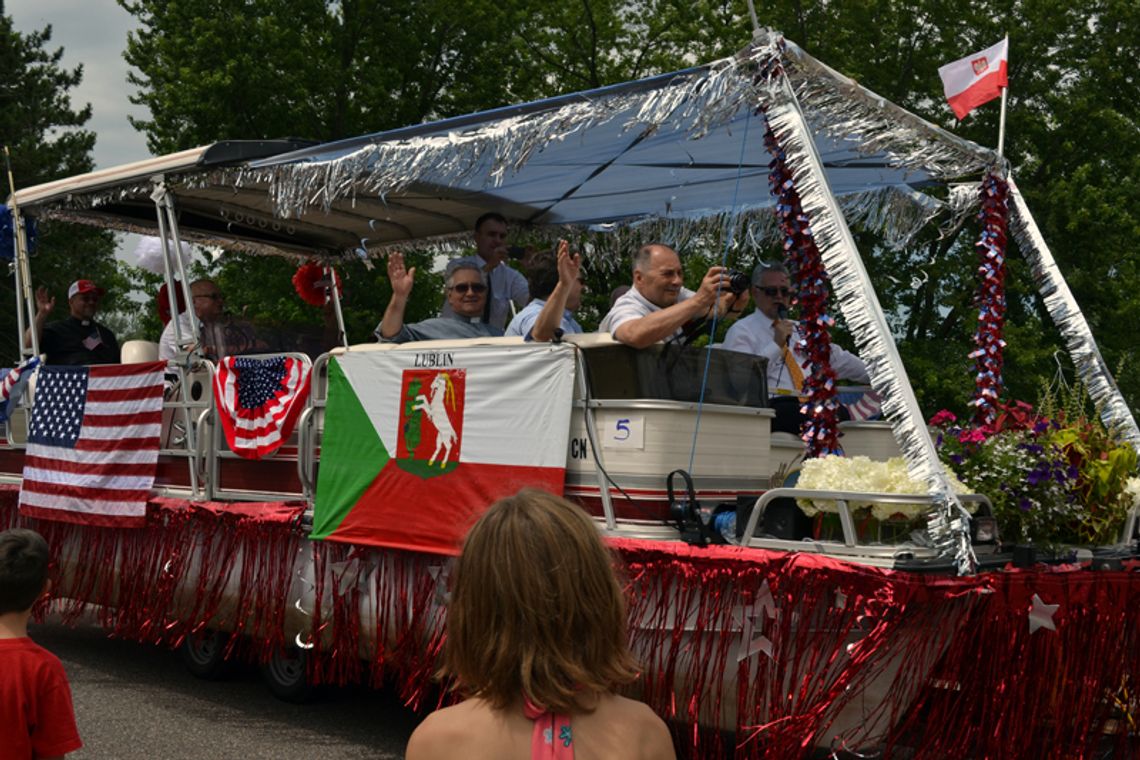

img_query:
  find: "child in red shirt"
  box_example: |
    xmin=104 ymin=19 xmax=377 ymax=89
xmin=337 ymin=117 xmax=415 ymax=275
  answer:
xmin=0 ymin=528 xmax=82 ymax=760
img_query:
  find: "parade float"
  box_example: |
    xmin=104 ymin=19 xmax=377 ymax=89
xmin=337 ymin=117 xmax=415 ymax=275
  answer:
xmin=4 ymin=29 xmax=1140 ymax=758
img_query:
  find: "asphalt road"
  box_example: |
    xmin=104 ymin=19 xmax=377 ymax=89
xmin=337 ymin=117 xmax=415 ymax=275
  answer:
xmin=28 ymin=616 xmax=421 ymax=759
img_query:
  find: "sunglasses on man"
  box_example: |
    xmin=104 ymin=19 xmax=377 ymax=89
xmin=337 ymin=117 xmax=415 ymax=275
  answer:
xmin=755 ymin=286 xmax=794 ymax=298
xmin=450 ymin=282 xmax=488 ymax=295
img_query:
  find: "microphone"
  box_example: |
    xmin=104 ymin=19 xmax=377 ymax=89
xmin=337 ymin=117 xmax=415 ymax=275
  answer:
xmin=776 ymin=304 xmax=788 ymax=321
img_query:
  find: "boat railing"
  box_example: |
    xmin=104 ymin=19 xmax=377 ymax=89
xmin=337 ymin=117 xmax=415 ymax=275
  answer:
xmin=295 ymin=351 xmax=332 ymax=508
xmin=739 ymin=487 xmax=996 ymax=551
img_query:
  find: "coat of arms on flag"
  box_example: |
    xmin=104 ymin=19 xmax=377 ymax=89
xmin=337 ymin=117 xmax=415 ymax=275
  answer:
xmin=213 ymin=355 xmax=311 ymax=460
xmin=396 ymin=369 xmax=465 ymax=477
xmin=19 ymin=361 xmax=166 ymax=526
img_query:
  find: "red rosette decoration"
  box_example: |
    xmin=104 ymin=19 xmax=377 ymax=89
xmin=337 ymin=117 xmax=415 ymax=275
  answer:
xmin=293 ymin=262 xmax=341 ymax=307
xmin=156 ymin=282 xmax=187 ymax=325
xmin=763 ymin=121 xmax=842 ymax=457
xmin=969 ymin=173 xmax=1010 ymax=427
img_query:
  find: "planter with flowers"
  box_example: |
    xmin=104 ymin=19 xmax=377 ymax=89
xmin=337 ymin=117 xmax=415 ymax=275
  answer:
xmin=930 ymin=398 xmax=1139 ymax=549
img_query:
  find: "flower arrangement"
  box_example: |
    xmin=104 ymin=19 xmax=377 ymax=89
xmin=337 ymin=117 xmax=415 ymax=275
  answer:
xmin=796 ymin=455 xmax=970 ymax=520
xmin=929 ymin=386 xmax=1138 ymax=547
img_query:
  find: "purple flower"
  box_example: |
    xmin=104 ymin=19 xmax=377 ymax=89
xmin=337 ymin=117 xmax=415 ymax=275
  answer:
xmin=950 ymin=454 xmax=963 ymax=465
xmin=1019 ymin=498 xmax=1032 ymax=511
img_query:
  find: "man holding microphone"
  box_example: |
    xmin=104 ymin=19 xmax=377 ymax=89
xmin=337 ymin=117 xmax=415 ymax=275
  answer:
xmin=723 ymin=261 xmax=869 ymax=434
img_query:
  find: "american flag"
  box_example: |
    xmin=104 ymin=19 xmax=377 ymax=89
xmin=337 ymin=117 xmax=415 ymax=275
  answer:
xmin=0 ymin=356 xmax=40 ymax=422
xmin=213 ymin=355 xmax=311 ymax=459
xmin=19 ymin=361 xmax=166 ymax=526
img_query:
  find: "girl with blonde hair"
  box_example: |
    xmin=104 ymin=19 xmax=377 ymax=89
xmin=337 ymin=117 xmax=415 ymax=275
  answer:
xmin=406 ymin=489 xmax=675 ymax=760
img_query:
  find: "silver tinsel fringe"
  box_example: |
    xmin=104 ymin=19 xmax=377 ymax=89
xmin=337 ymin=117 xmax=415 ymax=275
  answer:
xmin=1007 ymin=176 xmax=1140 ymax=455
xmin=762 ymin=60 xmax=976 ymax=574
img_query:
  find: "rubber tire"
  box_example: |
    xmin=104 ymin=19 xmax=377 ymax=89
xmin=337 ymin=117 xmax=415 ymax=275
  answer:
xmin=180 ymin=630 xmax=235 ymax=680
xmin=261 ymin=645 xmax=313 ymax=703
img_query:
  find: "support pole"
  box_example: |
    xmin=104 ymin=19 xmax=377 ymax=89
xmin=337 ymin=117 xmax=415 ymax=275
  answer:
xmin=996 ymin=86 xmax=1008 ymax=157
xmin=3 ymin=147 xmax=38 ymax=359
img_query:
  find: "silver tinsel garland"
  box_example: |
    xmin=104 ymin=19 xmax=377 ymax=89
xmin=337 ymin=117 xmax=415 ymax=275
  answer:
xmin=1007 ymin=176 xmax=1140 ymax=455
xmin=760 ymin=45 xmax=977 ymax=575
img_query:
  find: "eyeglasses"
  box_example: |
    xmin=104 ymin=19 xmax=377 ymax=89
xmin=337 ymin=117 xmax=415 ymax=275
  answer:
xmin=194 ymin=293 xmax=223 ymax=300
xmin=756 ymin=286 xmax=794 ymax=297
xmin=450 ymin=283 xmax=487 ymax=295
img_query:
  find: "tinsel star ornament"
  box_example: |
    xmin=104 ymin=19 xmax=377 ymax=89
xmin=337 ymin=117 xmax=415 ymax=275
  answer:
xmin=1028 ymin=593 xmax=1059 ymax=634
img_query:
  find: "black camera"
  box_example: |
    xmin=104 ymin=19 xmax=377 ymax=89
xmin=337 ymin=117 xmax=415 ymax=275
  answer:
xmin=726 ymin=269 xmax=750 ymax=294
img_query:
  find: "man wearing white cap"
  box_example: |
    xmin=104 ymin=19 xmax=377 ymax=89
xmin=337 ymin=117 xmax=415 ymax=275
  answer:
xmin=30 ymin=280 xmax=120 ymax=365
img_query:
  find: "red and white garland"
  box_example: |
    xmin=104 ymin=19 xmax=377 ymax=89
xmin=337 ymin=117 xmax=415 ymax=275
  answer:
xmin=970 ymin=173 xmax=1010 ymax=427
xmin=764 ymin=122 xmax=842 ymax=457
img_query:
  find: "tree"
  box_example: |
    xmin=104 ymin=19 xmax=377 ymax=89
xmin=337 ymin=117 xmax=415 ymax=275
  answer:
xmin=0 ymin=4 xmax=120 ymax=362
xmin=117 ymin=0 xmax=1140 ymax=415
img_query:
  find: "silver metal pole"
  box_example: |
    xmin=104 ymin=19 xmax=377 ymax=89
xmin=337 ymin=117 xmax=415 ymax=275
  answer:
xmin=745 ymin=0 xmax=761 ymax=35
xmin=325 ymin=265 xmax=348 ymax=349
xmin=996 ymin=87 xmax=1008 ymax=157
xmin=4 ymin=147 xmax=37 ymax=358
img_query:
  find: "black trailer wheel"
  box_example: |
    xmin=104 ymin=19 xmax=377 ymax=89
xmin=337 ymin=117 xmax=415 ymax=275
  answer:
xmin=180 ymin=629 xmax=234 ymax=680
xmin=261 ymin=644 xmax=312 ymax=703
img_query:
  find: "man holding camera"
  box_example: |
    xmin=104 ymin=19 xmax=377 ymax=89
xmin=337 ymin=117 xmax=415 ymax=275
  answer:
xmin=441 ymin=212 xmax=529 ymax=330
xmin=723 ymin=261 xmax=869 ymax=433
xmin=600 ymin=243 xmax=749 ymax=349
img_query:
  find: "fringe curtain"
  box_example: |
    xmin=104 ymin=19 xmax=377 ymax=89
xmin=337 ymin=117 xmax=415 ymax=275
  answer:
xmin=7 ymin=489 xmax=1140 ymax=758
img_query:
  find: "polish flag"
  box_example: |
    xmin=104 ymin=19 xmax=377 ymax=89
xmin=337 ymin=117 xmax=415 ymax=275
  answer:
xmin=938 ymin=37 xmax=1009 ymax=120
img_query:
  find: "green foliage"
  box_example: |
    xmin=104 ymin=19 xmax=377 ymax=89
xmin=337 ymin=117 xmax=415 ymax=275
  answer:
xmin=0 ymin=10 xmax=117 ymax=362
xmin=932 ymin=376 xmax=1139 ymax=547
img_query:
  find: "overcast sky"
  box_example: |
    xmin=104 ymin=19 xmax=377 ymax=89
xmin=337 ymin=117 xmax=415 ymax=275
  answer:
xmin=9 ymin=0 xmax=148 ymax=170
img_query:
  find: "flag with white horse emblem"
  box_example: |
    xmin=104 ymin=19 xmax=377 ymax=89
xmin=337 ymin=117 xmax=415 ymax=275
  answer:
xmin=312 ymin=343 xmax=576 ymax=554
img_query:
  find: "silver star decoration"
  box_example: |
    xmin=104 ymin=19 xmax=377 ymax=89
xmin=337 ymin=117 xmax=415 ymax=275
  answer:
xmin=1028 ymin=593 xmax=1059 ymax=634
xmin=736 ymin=579 xmax=777 ymax=662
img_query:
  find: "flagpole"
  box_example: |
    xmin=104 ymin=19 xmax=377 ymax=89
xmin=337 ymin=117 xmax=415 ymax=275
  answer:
xmin=996 ymin=34 xmax=1009 ymax=157
xmin=996 ymin=86 xmax=1008 ymax=157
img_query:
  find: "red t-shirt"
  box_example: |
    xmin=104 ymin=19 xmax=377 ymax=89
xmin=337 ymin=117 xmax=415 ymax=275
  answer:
xmin=0 ymin=637 xmax=82 ymax=760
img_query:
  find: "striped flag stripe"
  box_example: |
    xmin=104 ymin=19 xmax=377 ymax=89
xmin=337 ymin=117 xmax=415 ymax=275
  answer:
xmin=23 ymin=455 xmax=158 ymax=478
xmin=25 ymin=443 xmax=160 ymax=466
xmin=79 ymin=411 xmax=163 ymax=427
xmin=23 ymin=467 xmax=156 ymax=491
xmin=19 ymin=490 xmax=150 ymax=516
xmin=21 ymin=478 xmax=153 ymax=502
xmin=74 ymin=436 xmax=161 ymax=453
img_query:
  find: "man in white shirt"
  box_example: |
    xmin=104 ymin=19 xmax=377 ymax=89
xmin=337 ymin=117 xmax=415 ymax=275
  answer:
xmin=441 ymin=212 xmax=529 ymax=330
xmin=159 ymin=279 xmax=254 ymax=360
xmin=722 ymin=261 xmax=869 ymax=432
xmin=505 ymin=241 xmax=583 ymax=341
xmin=599 ymin=243 xmax=747 ymax=348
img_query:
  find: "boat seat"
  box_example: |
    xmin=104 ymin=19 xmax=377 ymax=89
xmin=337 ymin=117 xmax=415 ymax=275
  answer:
xmin=122 ymin=340 xmax=160 ymax=363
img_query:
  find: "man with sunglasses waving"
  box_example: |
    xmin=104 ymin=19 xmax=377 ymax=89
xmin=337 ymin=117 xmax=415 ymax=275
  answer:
xmin=600 ymin=243 xmax=748 ymax=349
xmin=723 ymin=261 xmax=869 ymax=433
xmin=376 ymin=254 xmax=504 ymax=343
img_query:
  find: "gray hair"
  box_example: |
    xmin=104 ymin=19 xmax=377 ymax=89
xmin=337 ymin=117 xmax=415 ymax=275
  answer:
xmin=445 ymin=261 xmax=487 ymax=289
xmin=751 ymin=260 xmax=788 ymax=285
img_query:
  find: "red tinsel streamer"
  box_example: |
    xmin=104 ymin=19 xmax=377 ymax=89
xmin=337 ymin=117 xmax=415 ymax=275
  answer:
xmin=970 ymin=173 xmax=1010 ymax=427
xmin=762 ymin=122 xmax=842 ymax=456
xmin=292 ymin=262 xmax=340 ymax=307
xmin=8 ymin=486 xmax=1140 ymax=759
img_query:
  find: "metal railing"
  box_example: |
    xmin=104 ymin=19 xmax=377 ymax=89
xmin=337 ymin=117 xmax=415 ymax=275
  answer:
xmin=739 ymin=487 xmax=994 ymax=547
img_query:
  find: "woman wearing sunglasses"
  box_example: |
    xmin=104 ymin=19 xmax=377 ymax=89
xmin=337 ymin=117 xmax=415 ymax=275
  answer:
xmin=376 ymin=254 xmax=505 ymax=343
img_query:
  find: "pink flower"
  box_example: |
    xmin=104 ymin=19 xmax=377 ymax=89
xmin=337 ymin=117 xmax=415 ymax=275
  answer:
xmin=957 ymin=428 xmax=988 ymax=445
xmin=929 ymin=409 xmax=957 ymax=427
